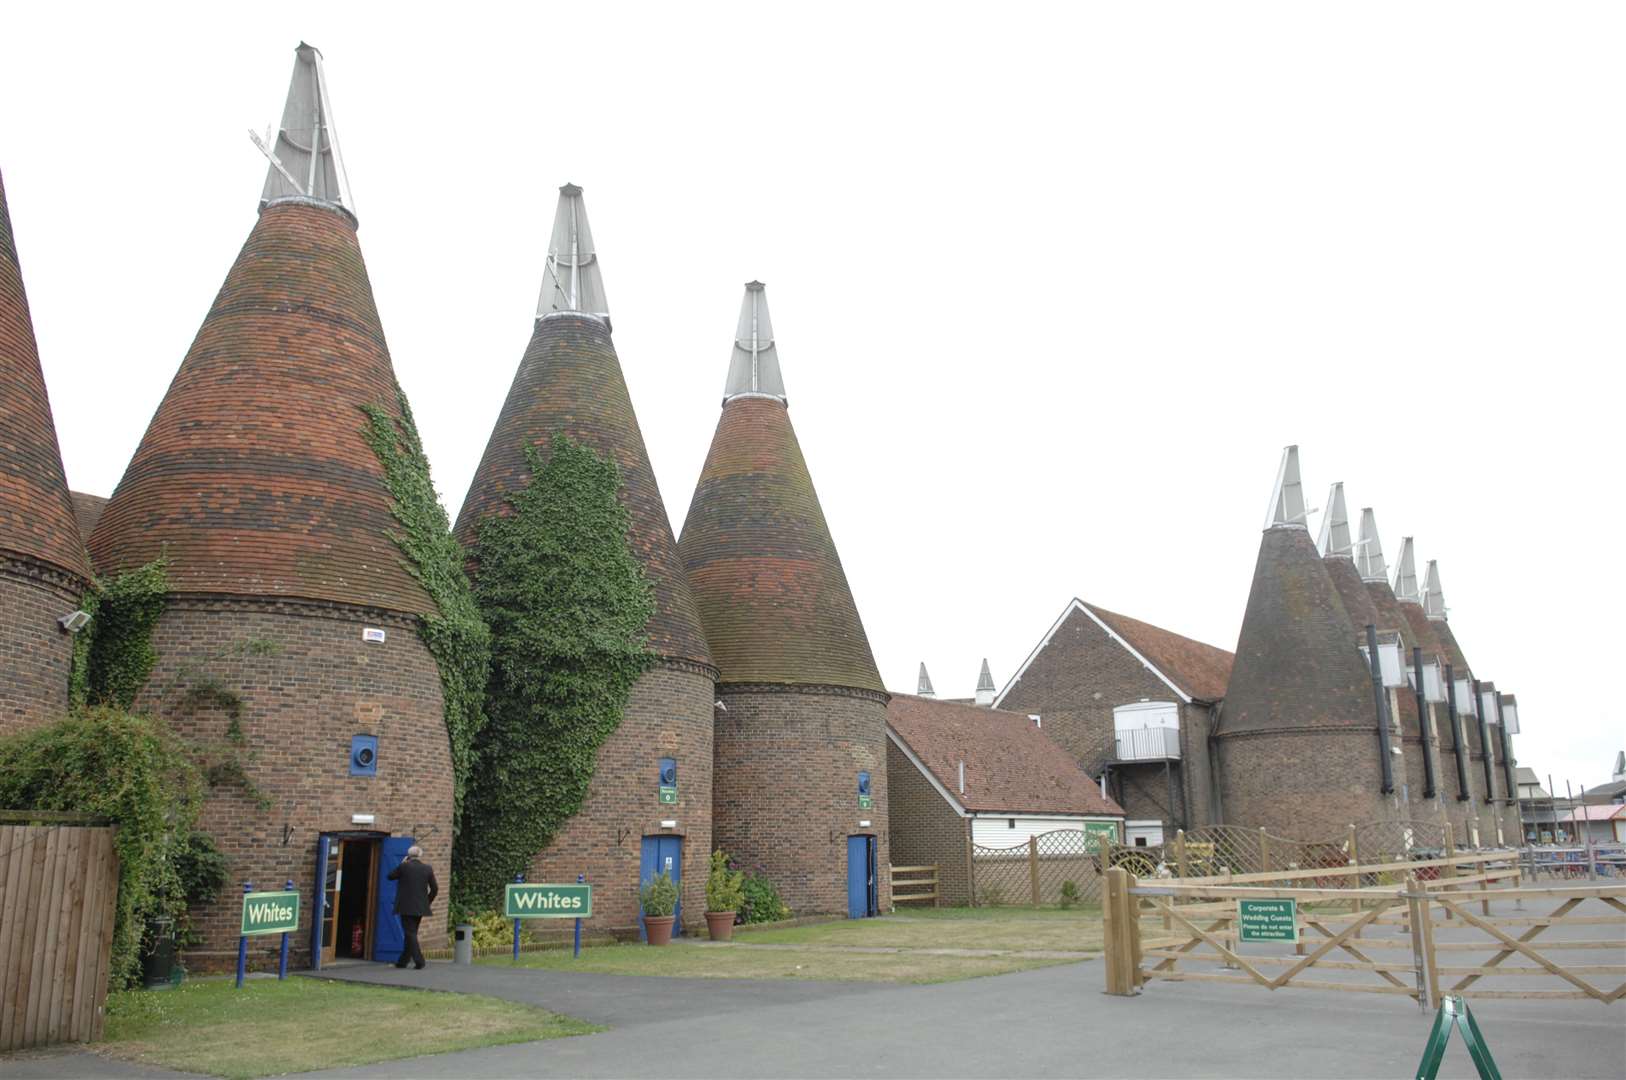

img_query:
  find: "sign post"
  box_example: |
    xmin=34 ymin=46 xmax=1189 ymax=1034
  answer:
xmin=1237 ymin=898 xmax=1298 ymax=944
xmin=512 ymin=873 xmax=524 ymax=963
xmin=236 ymin=883 xmax=300 ymax=988
xmin=574 ymin=874 xmax=585 ymax=959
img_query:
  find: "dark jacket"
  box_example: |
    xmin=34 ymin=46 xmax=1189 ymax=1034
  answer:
xmin=388 ymin=857 xmax=438 ymax=917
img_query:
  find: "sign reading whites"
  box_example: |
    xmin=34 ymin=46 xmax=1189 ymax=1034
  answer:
xmin=240 ymin=890 xmax=300 ymax=936
xmin=505 ymin=883 xmax=593 ymax=919
xmin=1237 ymin=898 xmax=1298 ymax=943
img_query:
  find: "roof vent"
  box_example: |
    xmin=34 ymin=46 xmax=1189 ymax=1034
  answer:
xmin=253 ymin=43 xmax=355 ymax=218
xmin=1263 ymin=445 xmax=1312 ymax=530
xmin=722 ymin=281 xmax=786 ymax=402
xmin=537 ymin=184 xmax=609 ymax=322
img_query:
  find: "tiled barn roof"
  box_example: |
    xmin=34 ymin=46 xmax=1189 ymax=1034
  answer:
xmin=0 ymin=169 xmax=91 ymax=582
xmin=888 ymin=694 xmax=1123 ymax=817
xmin=90 ymin=201 xmax=434 ymax=615
xmin=1081 ymin=601 xmax=1235 ymax=703
xmin=1220 ymin=525 xmax=1374 ymax=734
xmin=680 ymin=353 xmax=882 ymax=691
xmin=455 ymin=313 xmax=712 ymax=666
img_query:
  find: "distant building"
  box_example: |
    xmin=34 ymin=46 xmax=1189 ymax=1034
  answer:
xmin=886 ymin=694 xmax=1123 ymax=905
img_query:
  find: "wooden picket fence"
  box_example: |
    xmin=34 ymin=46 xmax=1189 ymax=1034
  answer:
xmin=1101 ymin=849 xmax=1626 ymax=1006
xmin=0 ymin=815 xmax=121 ymax=1050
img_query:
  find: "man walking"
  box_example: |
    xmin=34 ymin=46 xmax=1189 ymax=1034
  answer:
xmin=387 ymin=845 xmax=438 ymax=970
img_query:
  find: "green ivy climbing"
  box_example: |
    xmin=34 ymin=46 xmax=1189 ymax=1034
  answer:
xmin=453 ymin=436 xmax=654 ymax=911
xmin=68 ymin=555 xmax=169 ymax=711
xmin=361 ymin=391 xmax=491 ymax=834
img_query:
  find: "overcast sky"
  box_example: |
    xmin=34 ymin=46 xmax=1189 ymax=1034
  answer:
xmin=4 ymin=3 xmax=1621 ymax=794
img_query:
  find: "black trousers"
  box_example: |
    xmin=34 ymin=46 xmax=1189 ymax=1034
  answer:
xmin=396 ymin=915 xmax=425 ymax=968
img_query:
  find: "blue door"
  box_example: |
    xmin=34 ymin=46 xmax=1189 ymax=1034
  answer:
xmin=847 ymin=835 xmax=877 ymax=918
xmin=311 ymin=835 xmax=333 ymax=970
xmin=639 ymin=835 xmax=682 ymax=941
xmin=372 ymin=836 xmax=414 ymax=964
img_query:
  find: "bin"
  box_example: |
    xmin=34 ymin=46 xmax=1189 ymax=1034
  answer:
xmin=454 ymin=924 xmax=474 ymax=965
xmin=141 ymin=917 xmax=176 ymax=989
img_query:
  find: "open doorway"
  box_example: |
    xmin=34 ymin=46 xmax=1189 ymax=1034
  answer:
xmin=316 ymin=834 xmax=380 ymax=965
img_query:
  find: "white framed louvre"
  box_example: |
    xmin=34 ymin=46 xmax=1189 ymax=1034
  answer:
xmin=1501 ymin=698 xmax=1521 ymax=734
xmin=1358 ymin=633 xmax=1406 ymax=688
xmin=1409 ymin=658 xmax=1447 ymax=703
xmin=1455 ymin=678 xmax=1477 ymax=717
xmin=1481 ymin=685 xmax=1500 ymax=722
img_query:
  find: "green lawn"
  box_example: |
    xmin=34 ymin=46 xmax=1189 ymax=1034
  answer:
xmin=737 ymin=906 xmax=1104 ymax=953
xmin=97 ymin=976 xmax=597 ymax=1079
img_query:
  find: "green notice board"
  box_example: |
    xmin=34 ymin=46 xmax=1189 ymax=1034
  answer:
xmin=505 ymin=882 xmax=593 ymax=918
xmin=1237 ymin=898 xmax=1298 ymax=943
xmin=1083 ymin=821 xmax=1117 ymax=851
xmin=240 ymin=890 xmax=300 ymax=936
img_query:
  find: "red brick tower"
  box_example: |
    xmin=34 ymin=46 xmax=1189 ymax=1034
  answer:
xmin=89 ymin=45 xmax=454 ymax=970
xmin=0 ymin=168 xmax=93 ymax=733
xmin=1356 ymin=509 xmax=1448 ymax=826
xmin=1215 ymin=447 xmax=1401 ymax=838
xmin=456 ymin=185 xmax=716 ymax=935
xmin=679 ymin=282 xmax=890 ymax=916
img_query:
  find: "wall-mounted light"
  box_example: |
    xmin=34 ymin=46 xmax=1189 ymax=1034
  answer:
xmin=57 ymin=609 xmax=91 ymax=633
xmin=660 ymin=820 xmax=677 ymax=830
xmin=351 ymin=813 xmax=375 ymax=825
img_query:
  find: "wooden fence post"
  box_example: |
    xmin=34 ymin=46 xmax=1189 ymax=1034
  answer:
xmin=1028 ymin=835 xmax=1041 ymax=907
xmin=965 ymin=827 xmax=975 ymax=907
xmin=1403 ymin=873 xmax=1433 ymax=1011
xmin=1347 ymin=823 xmax=1363 ymax=932
xmin=1101 ymin=867 xmax=1137 ymax=995
xmin=1442 ymin=823 xmax=1457 ymax=920
xmin=1175 ymin=829 xmax=1189 ymax=878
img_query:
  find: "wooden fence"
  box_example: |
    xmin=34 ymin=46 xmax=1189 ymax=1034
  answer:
xmin=890 ymin=865 xmax=940 ymax=906
xmin=970 ymin=830 xmax=1107 ymax=908
xmin=0 ymin=818 xmax=121 ymax=1050
xmin=1102 ymin=850 xmax=1625 ymax=1006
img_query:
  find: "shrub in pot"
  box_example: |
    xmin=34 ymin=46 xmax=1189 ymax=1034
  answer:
xmin=705 ymin=850 xmax=745 ymax=941
xmin=639 ymin=871 xmax=679 ymax=946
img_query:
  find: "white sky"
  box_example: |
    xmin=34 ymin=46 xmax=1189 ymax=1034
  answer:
xmin=4 ymin=3 xmax=1621 ymax=795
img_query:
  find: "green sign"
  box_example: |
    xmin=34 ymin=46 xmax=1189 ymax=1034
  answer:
xmin=1237 ymin=897 xmax=1298 ymax=943
xmin=658 ymin=786 xmax=678 ymax=804
xmin=1083 ymin=821 xmax=1117 ymax=850
xmin=858 ymin=795 xmax=873 ymax=810
xmin=240 ymin=891 xmax=300 ymax=936
xmin=505 ymin=883 xmax=593 ymax=918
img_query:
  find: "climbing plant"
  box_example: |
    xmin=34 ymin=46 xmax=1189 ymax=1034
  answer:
xmin=361 ymin=389 xmax=491 ymax=834
xmin=453 ymin=436 xmax=654 ymax=910
xmin=68 ymin=555 xmax=169 ymax=710
xmin=0 ymin=708 xmax=207 ymax=989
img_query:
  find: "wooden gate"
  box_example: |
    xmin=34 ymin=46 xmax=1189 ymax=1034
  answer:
xmin=0 ymin=814 xmax=121 ymax=1050
xmin=1100 ymin=851 xmax=1626 ymax=1006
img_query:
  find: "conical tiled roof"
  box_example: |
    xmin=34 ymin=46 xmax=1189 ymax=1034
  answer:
xmin=679 ymin=283 xmax=882 ymax=691
xmin=1221 ymin=454 xmax=1372 ymax=734
xmin=91 ymin=49 xmax=431 ymax=614
xmin=455 ymin=188 xmax=710 ymax=666
xmin=0 ymin=169 xmax=91 ymax=582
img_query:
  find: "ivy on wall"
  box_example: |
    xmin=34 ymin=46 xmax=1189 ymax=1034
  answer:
xmin=68 ymin=555 xmax=169 ymax=711
xmin=452 ymin=436 xmax=655 ymax=911
xmin=361 ymin=390 xmax=491 ymax=833
xmin=0 ymin=708 xmax=210 ymax=989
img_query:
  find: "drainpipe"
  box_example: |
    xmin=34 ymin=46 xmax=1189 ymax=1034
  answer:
xmin=1472 ymin=678 xmax=1496 ymax=799
xmin=1413 ymin=647 xmax=1437 ymax=799
xmin=1494 ymin=693 xmax=1517 ymax=805
xmin=1366 ymin=625 xmax=1395 ymax=794
xmin=1445 ymin=664 xmax=1470 ymax=801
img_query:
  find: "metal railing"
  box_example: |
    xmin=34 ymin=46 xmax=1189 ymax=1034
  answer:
xmin=1115 ymin=726 xmax=1181 ymax=761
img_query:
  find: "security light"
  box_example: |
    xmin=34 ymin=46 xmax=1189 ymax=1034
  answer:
xmin=57 ymin=609 xmax=91 ymax=634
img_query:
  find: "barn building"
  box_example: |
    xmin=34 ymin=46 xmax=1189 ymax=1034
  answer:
xmin=88 ymin=45 xmax=457 ymax=970
xmin=1213 ymin=447 xmax=1401 ymax=838
xmin=678 ymin=281 xmax=891 ymax=918
xmin=886 ymin=694 xmax=1123 ymax=906
xmin=0 ymin=168 xmax=94 ymax=735
xmin=454 ymin=184 xmax=717 ymax=936
xmin=994 ymin=598 xmax=1233 ymax=846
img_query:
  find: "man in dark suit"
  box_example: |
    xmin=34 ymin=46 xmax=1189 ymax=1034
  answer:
xmin=387 ymin=845 xmax=438 ymax=970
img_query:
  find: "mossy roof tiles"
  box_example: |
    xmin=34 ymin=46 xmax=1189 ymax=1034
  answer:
xmin=0 ymin=170 xmax=91 ymax=582
xmin=1324 ymin=555 xmax=1381 ymax=632
xmin=679 ymin=396 xmax=882 ymax=691
xmin=1221 ymin=526 xmax=1375 ymax=734
xmin=454 ymin=314 xmax=711 ymax=667
xmin=90 ymin=202 xmax=434 ymax=615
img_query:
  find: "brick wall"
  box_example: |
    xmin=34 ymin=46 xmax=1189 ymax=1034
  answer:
xmin=885 ymin=737 xmax=969 ymax=905
xmin=529 ymin=660 xmax=715 ymax=935
xmin=134 ymin=597 xmax=452 ymax=973
xmin=713 ymin=685 xmax=890 ymax=916
xmin=1216 ymin=728 xmax=1402 ymax=839
xmin=0 ymin=558 xmax=79 ymax=736
xmin=996 ymin=606 xmax=1217 ymax=829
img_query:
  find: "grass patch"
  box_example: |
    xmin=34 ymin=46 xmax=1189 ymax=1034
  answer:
xmin=98 ymin=976 xmax=597 ymax=1079
xmin=479 ymin=940 xmax=1080 ymax=984
xmin=737 ymin=907 xmax=1104 ymax=953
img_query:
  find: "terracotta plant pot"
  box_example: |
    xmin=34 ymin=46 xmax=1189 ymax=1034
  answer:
xmin=644 ymin=915 xmax=676 ymax=946
xmin=705 ymin=911 xmax=736 ymax=942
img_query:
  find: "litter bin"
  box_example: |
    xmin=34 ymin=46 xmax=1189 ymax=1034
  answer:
xmin=454 ymin=924 xmax=474 ymax=965
xmin=141 ymin=917 xmax=176 ymax=990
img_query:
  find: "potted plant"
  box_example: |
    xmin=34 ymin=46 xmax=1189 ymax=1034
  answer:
xmin=705 ymin=850 xmax=745 ymax=941
xmin=640 ymin=871 xmax=679 ymax=946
